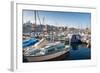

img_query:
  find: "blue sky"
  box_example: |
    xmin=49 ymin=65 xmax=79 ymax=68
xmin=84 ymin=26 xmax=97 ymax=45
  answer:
xmin=23 ymin=10 xmax=91 ymax=28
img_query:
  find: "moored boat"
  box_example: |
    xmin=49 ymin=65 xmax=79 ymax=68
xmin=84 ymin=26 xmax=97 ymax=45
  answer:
xmin=23 ymin=42 xmax=70 ymax=62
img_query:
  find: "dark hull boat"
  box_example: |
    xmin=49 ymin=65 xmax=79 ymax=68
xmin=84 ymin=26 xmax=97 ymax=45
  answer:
xmin=70 ymin=34 xmax=82 ymax=45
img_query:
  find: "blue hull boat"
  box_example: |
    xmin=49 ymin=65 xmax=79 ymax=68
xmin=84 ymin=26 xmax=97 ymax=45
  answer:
xmin=23 ymin=38 xmax=39 ymax=48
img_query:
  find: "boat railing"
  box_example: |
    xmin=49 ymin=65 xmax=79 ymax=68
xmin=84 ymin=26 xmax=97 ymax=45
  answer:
xmin=25 ymin=44 xmax=70 ymax=56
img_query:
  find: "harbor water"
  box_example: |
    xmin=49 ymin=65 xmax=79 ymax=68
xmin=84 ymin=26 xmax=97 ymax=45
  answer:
xmin=64 ymin=46 xmax=91 ymax=60
xmin=23 ymin=44 xmax=91 ymax=62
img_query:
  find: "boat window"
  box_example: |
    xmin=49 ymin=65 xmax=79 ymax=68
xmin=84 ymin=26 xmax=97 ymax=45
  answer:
xmin=47 ymin=48 xmax=55 ymax=53
xmin=30 ymin=49 xmax=41 ymax=55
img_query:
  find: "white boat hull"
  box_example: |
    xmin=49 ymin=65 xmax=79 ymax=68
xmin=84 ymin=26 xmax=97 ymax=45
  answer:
xmin=24 ymin=48 xmax=70 ymax=62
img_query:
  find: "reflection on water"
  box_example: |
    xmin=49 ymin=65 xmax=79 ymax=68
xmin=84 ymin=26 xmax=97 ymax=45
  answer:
xmin=71 ymin=44 xmax=79 ymax=50
xmin=64 ymin=43 xmax=91 ymax=60
xmin=23 ymin=43 xmax=91 ymax=62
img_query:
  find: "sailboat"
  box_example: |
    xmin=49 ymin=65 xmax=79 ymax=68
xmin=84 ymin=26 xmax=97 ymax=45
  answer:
xmin=23 ymin=10 xmax=70 ymax=62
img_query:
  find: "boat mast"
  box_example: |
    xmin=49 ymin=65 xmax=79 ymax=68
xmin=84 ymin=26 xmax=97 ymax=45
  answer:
xmin=34 ymin=10 xmax=37 ymax=25
xmin=42 ymin=16 xmax=45 ymax=25
xmin=31 ymin=10 xmax=36 ymax=37
xmin=31 ymin=10 xmax=37 ymax=37
xmin=37 ymin=11 xmax=41 ymax=25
